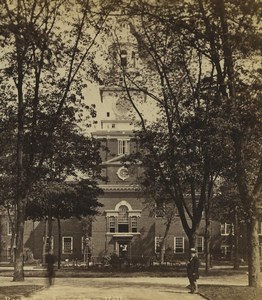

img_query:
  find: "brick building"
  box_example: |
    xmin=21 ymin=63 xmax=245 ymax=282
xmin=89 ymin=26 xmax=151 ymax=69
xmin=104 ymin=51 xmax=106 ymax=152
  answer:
xmin=1 ymin=18 xmax=261 ymax=266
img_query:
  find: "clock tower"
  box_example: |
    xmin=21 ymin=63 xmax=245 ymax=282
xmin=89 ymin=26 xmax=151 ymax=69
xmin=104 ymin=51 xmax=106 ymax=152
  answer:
xmin=91 ymin=18 xmax=149 ymax=261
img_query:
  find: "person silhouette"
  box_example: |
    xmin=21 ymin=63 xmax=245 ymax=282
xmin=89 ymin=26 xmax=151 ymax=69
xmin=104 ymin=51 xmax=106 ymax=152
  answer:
xmin=46 ymin=253 xmax=55 ymax=287
xmin=187 ymin=248 xmax=200 ymax=293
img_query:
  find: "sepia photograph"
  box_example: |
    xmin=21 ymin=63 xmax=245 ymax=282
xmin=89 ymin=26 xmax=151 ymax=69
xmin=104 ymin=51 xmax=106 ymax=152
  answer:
xmin=0 ymin=0 xmax=261 ymax=299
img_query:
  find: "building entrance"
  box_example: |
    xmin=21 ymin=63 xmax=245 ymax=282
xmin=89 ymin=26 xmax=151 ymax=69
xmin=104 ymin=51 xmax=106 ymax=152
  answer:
xmin=118 ymin=241 xmax=129 ymax=259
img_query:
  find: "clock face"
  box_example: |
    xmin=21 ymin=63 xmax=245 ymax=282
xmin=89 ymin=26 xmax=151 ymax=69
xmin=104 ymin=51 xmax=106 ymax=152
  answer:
xmin=113 ymin=97 xmax=132 ymax=116
xmin=117 ymin=166 xmax=129 ymax=180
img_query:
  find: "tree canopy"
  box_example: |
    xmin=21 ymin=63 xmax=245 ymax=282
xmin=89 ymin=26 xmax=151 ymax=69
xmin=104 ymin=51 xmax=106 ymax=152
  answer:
xmin=109 ymin=0 xmax=261 ymax=286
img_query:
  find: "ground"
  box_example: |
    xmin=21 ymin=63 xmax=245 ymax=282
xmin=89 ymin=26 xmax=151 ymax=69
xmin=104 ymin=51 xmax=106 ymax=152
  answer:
xmin=0 ymin=265 xmax=262 ymax=300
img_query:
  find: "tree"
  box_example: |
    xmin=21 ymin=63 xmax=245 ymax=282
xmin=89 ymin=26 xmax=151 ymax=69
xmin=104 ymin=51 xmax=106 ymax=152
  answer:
xmin=167 ymin=0 xmax=262 ymax=287
xmin=107 ymin=2 xmax=227 ymax=256
xmin=142 ymin=185 xmax=176 ymax=264
xmin=120 ymin=0 xmax=261 ymax=287
xmin=0 ymin=105 xmax=17 ymax=262
xmin=26 ymin=179 xmax=103 ymax=269
xmin=211 ymin=181 xmax=246 ymax=269
xmin=24 ymin=122 xmax=103 ymax=268
xmin=0 ymin=0 xmax=117 ymax=281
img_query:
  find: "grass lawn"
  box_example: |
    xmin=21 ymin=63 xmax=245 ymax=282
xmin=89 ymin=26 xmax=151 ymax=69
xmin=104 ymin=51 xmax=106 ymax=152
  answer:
xmin=200 ymin=285 xmax=262 ymax=300
xmin=0 ymin=285 xmax=43 ymax=299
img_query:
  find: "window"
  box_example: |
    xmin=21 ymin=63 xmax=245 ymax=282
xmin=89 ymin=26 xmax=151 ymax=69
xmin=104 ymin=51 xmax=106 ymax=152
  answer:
xmin=258 ymin=222 xmax=262 ymax=235
xmin=107 ymin=112 xmax=110 ymax=117
xmin=221 ymin=245 xmax=231 ymax=257
xmin=259 ymin=243 xmax=262 ymax=258
xmin=82 ymin=237 xmax=91 ymax=254
xmin=155 ymin=237 xmax=164 ymax=253
xmin=118 ymin=205 xmax=129 ymax=232
xmin=131 ymin=216 xmax=137 ymax=233
xmin=174 ymin=237 xmax=184 ymax=253
xmin=43 ymin=236 xmax=54 ymax=254
xmin=155 ymin=202 xmax=165 ymax=218
xmin=118 ymin=139 xmax=130 ymax=155
xmin=221 ymin=223 xmax=234 ymax=236
xmin=109 ymin=216 xmax=116 ymax=233
xmin=120 ymin=50 xmax=127 ymax=67
xmin=7 ymin=221 xmax=12 ymax=236
xmin=7 ymin=247 xmax=12 ymax=260
xmin=112 ymin=124 xmax=116 ymax=128
xmin=197 ymin=236 xmax=204 ymax=253
xmin=106 ymin=201 xmax=141 ymax=234
xmin=63 ymin=237 xmax=73 ymax=254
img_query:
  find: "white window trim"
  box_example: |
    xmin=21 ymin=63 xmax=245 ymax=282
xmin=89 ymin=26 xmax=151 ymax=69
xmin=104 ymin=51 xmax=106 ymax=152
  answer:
xmin=221 ymin=245 xmax=230 ymax=256
xmin=221 ymin=223 xmax=234 ymax=236
xmin=174 ymin=237 xmax=185 ymax=254
xmin=109 ymin=216 xmax=116 ymax=232
xmin=62 ymin=236 xmax=73 ymax=254
xmin=118 ymin=139 xmax=130 ymax=155
xmin=197 ymin=236 xmax=204 ymax=253
xmin=155 ymin=237 xmax=165 ymax=253
xmin=131 ymin=216 xmax=138 ymax=232
xmin=105 ymin=201 xmax=141 ymax=234
xmin=7 ymin=222 xmax=12 ymax=236
xmin=82 ymin=236 xmax=91 ymax=254
xmin=43 ymin=236 xmax=54 ymax=254
xmin=259 ymin=244 xmax=262 ymax=257
xmin=258 ymin=222 xmax=262 ymax=235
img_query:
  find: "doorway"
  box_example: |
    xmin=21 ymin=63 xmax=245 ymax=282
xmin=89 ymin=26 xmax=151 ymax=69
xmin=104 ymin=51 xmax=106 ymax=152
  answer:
xmin=118 ymin=241 xmax=129 ymax=259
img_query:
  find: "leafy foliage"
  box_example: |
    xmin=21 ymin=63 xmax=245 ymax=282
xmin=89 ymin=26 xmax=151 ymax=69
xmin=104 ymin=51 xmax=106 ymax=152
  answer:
xmin=26 ymin=179 xmax=103 ymax=221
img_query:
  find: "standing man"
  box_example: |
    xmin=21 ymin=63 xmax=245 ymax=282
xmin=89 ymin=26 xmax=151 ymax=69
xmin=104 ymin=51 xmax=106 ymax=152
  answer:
xmin=46 ymin=253 xmax=55 ymax=287
xmin=187 ymin=248 xmax=200 ymax=293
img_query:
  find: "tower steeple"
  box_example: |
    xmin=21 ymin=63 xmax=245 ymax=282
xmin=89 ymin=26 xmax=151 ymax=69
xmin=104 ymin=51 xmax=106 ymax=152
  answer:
xmin=96 ymin=17 xmax=143 ymax=132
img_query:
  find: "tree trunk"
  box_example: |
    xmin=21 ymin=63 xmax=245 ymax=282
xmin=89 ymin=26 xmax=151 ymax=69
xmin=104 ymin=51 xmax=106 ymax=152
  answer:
xmin=13 ymin=28 xmax=26 ymax=281
xmin=160 ymin=213 xmax=173 ymax=264
xmin=188 ymin=231 xmax=197 ymax=254
xmin=57 ymin=217 xmax=62 ymax=269
xmin=42 ymin=219 xmax=48 ymax=265
xmin=7 ymin=208 xmax=16 ymax=264
xmin=13 ymin=0 xmax=26 ymax=280
xmin=160 ymin=241 xmax=165 ymax=265
xmin=246 ymin=219 xmax=260 ymax=287
xmin=204 ymin=234 xmax=211 ymax=274
xmin=47 ymin=212 xmax=53 ymax=254
xmin=204 ymin=208 xmax=211 ymax=274
xmin=233 ymin=208 xmax=240 ymax=270
xmin=13 ymin=201 xmax=26 ymax=281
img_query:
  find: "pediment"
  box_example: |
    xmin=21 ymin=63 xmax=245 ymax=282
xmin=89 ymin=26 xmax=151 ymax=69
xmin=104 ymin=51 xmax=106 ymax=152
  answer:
xmin=102 ymin=154 xmax=126 ymax=165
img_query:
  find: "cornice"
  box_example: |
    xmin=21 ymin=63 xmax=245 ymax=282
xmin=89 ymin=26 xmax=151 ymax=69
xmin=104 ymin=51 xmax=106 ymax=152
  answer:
xmin=98 ymin=184 xmax=140 ymax=192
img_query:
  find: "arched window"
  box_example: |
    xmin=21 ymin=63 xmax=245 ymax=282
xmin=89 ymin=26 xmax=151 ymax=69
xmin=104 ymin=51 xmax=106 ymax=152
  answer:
xmin=118 ymin=205 xmax=128 ymax=232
